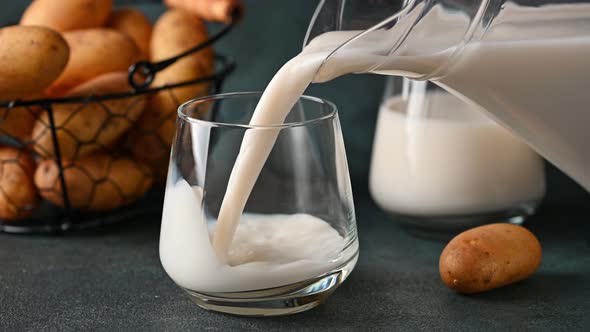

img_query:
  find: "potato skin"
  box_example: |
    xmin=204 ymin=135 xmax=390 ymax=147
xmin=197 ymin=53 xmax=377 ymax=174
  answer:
xmin=0 ymin=147 xmax=38 ymax=220
xmin=0 ymin=95 xmax=42 ymax=141
xmin=35 ymin=154 xmax=153 ymax=211
xmin=20 ymin=0 xmax=113 ymax=32
xmin=107 ymin=8 xmax=153 ymax=57
xmin=128 ymin=10 xmax=213 ymax=170
xmin=32 ymin=72 xmax=146 ymax=159
xmin=0 ymin=106 xmax=37 ymax=140
xmin=439 ymin=223 xmax=542 ymax=294
xmin=149 ymin=10 xmax=213 ymax=99
xmin=165 ymin=0 xmax=244 ymax=23
xmin=0 ymin=25 xmax=69 ymax=101
xmin=47 ymin=29 xmax=143 ymax=96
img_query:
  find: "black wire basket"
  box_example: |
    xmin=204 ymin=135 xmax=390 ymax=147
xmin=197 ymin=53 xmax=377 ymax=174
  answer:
xmin=0 ymin=13 xmax=237 ymax=234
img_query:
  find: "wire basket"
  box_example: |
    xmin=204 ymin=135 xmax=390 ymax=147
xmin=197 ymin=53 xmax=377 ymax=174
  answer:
xmin=0 ymin=16 xmax=236 ymax=234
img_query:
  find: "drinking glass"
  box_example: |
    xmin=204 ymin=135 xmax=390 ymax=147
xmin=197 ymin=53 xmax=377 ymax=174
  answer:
xmin=159 ymin=92 xmax=359 ymax=316
xmin=369 ymin=78 xmax=546 ymax=234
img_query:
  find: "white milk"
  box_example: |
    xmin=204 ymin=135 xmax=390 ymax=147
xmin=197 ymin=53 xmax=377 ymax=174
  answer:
xmin=377 ymin=3 xmax=590 ymax=191
xmin=159 ymin=180 xmax=358 ymax=292
xmin=370 ymin=93 xmax=546 ymax=216
xmin=436 ymin=38 xmax=590 ymax=195
xmin=211 ymin=3 xmax=590 ymax=259
xmin=211 ymin=40 xmax=342 ymax=260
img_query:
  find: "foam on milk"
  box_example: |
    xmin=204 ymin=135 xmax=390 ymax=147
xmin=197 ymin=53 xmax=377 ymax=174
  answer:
xmin=211 ymin=3 xmax=590 ymax=259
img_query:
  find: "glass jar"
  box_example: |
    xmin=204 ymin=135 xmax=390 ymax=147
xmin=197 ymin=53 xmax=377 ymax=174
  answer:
xmin=369 ymin=77 xmax=546 ymax=233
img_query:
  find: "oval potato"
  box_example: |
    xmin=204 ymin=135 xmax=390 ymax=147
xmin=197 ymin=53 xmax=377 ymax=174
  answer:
xmin=129 ymin=10 xmax=213 ymax=169
xmin=20 ymin=0 xmax=113 ymax=32
xmin=0 ymin=147 xmax=38 ymax=220
xmin=0 ymin=94 xmax=43 ymax=141
xmin=32 ymin=72 xmax=146 ymax=159
xmin=47 ymin=29 xmax=143 ymax=96
xmin=149 ymin=10 xmax=214 ymax=99
xmin=0 ymin=25 xmax=69 ymax=101
xmin=35 ymin=154 xmax=153 ymax=211
xmin=107 ymin=8 xmax=153 ymax=56
xmin=439 ymin=223 xmax=542 ymax=293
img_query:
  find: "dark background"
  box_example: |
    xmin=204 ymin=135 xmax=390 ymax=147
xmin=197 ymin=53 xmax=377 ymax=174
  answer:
xmin=1 ymin=0 xmax=587 ymax=208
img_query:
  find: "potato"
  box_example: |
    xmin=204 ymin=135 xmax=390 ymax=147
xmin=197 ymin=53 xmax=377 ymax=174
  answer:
xmin=128 ymin=10 xmax=213 ymax=169
xmin=0 ymin=95 xmax=42 ymax=141
xmin=0 ymin=147 xmax=38 ymax=220
xmin=35 ymin=154 xmax=153 ymax=211
xmin=107 ymin=8 xmax=153 ymax=57
xmin=32 ymin=72 xmax=146 ymax=159
xmin=47 ymin=29 xmax=143 ymax=96
xmin=0 ymin=106 xmax=37 ymax=141
xmin=439 ymin=223 xmax=542 ymax=294
xmin=164 ymin=0 xmax=244 ymax=23
xmin=149 ymin=10 xmax=214 ymax=98
xmin=0 ymin=26 xmax=69 ymax=101
xmin=20 ymin=0 xmax=113 ymax=32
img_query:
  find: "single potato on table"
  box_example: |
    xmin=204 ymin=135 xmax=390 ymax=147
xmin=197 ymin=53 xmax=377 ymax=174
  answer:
xmin=439 ymin=223 xmax=542 ymax=294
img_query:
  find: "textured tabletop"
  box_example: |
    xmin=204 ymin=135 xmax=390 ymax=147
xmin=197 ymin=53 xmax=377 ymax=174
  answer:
xmin=1 ymin=182 xmax=589 ymax=331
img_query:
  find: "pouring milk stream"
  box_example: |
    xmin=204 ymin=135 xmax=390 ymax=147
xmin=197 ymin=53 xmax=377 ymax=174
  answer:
xmin=211 ymin=1 xmax=590 ymax=261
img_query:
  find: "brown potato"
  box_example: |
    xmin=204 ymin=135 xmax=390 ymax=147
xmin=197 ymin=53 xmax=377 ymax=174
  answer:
xmin=20 ymin=0 xmax=113 ymax=32
xmin=0 ymin=25 xmax=69 ymax=101
xmin=0 ymin=147 xmax=38 ymax=220
xmin=149 ymin=10 xmax=214 ymax=97
xmin=164 ymin=0 xmax=244 ymax=23
xmin=0 ymin=96 xmax=43 ymax=141
xmin=47 ymin=29 xmax=143 ymax=96
xmin=32 ymin=72 xmax=146 ymax=159
xmin=107 ymin=8 xmax=153 ymax=57
xmin=439 ymin=223 xmax=542 ymax=294
xmin=35 ymin=154 xmax=153 ymax=211
xmin=128 ymin=10 xmax=213 ymax=170
xmin=0 ymin=106 xmax=38 ymax=141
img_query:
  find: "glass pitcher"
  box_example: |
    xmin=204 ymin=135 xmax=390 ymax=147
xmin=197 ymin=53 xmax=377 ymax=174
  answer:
xmin=304 ymin=0 xmax=590 ymax=192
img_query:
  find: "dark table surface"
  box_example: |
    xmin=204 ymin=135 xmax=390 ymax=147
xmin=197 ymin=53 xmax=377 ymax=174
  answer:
xmin=1 ymin=183 xmax=589 ymax=331
xmin=1 ymin=0 xmax=590 ymax=330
